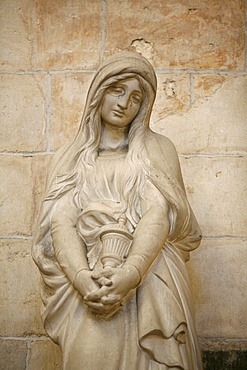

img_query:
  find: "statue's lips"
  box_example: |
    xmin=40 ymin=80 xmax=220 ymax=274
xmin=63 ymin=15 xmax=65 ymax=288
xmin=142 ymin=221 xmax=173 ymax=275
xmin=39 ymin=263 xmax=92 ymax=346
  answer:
xmin=113 ymin=110 xmax=125 ymax=117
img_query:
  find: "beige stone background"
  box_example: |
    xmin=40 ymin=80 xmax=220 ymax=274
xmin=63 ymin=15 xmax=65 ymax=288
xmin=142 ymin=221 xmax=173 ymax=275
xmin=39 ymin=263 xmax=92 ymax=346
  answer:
xmin=0 ymin=0 xmax=246 ymax=368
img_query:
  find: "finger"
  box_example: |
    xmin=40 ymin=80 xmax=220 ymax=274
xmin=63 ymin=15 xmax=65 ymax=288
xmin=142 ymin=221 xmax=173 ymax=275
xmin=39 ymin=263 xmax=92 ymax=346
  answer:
xmin=101 ymin=294 xmax=121 ymax=305
xmin=93 ymin=277 xmax=112 ymax=287
xmin=84 ymin=301 xmax=105 ymax=310
xmin=92 ymin=267 xmax=114 ymax=280
xmin=97 ymin=303 xmax=122 ymax=318
xmin=84 ymin=286 xmax=109 ymax=301
xmin=85 ymin=300 xmax=118 ymax=314
xmin=85 ymin=301 xmax=122 ymax=317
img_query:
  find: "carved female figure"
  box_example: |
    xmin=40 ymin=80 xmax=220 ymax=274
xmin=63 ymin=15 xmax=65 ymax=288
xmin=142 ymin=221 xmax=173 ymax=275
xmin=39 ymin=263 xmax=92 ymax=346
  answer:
xmin=33 ymin=52 xmax=203 ymax=369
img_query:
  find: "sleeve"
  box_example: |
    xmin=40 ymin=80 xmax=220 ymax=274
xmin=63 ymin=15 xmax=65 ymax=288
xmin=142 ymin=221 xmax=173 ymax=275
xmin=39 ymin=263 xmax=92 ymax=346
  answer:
xmin=51 ymin=190 xmax=89 ymax=285
xmin=125 ymin=180 xmax=170 ymax=282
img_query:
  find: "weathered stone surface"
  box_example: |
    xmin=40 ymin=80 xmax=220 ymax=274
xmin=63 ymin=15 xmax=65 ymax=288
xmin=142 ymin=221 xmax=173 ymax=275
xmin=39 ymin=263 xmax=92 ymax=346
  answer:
xmin=153 ymin=75 xmax=247 ymax=155
xmin=19 ymin=0 xmax=102 ymax=70
xmin=0 ymin=239 xmax=45 ymax=336
xmin=193 ymin=74 xmax=230 ymax=101
xmin=28 ymin=339 xmax=62 ymax=370
xmin=151 ymin=74 xmax=190 ymax=124
xmin=180 ymin=156 xmax=247 ymax=237
xmin=0 ymin=74 xmax=46 ymax=152
xmin=50 ymin=73 xmax=94 ymax=150
xmin=0 ymin=156 xmax=33 ymax=235
xmin=105 ymin=0 xmax=245 ymax=69
xmin=0 ymin=339 xmax=27 ymax=370
xmin=188 ymin=239 xmax=247 ymax=338
xmin=0 ymin=0 xmax=31 ymax=72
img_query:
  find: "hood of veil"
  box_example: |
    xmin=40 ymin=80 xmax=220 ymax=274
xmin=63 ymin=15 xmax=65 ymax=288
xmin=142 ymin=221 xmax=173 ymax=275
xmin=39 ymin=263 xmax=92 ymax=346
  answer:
xmin=34 ymin=52 xmax=157 ymax=245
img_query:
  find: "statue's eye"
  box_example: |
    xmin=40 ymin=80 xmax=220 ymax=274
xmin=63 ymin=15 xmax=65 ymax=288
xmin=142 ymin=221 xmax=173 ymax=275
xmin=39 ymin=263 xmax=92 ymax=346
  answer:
xmin=108 ymin=86 xmax=124 ymax=96
xmin=131 ymin=95 xmax=142 ymax=104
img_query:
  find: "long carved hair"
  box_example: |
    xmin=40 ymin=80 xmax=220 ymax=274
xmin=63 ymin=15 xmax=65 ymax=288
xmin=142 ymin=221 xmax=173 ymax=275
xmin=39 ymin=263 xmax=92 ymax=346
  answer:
xmin=34 ymin=52 xmax=157 ymax=245
xmin=72 ymin=72 xmax=155 ymax=225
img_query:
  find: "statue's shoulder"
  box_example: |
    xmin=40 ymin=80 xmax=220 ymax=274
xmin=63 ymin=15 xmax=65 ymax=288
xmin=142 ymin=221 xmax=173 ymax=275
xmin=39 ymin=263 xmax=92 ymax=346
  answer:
xmin=145 ymin=129 xmax=178 ymax=159
xmin=48 ymin=143 xmax=71 ymax=172
xmin=44 ymin=142 xmax=72 ymax=190
xmin=145 ymin=130 xmax=185 ymax=189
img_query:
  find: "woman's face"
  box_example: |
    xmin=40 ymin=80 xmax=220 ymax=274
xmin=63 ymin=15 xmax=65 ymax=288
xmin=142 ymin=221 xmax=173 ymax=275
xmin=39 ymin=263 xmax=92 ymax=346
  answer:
xmin=101 ymin=78 xmax=143 ymax=129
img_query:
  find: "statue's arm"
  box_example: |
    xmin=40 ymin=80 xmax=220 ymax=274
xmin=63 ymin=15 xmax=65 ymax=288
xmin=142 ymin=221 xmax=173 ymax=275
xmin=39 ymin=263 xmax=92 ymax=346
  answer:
xmin=51 ymin=190 xmax=89 ymax=284
xmin=125 ymin=181 xmax=170 ymax=284
xmin=85 ymin=182 xmax=170 ymax=308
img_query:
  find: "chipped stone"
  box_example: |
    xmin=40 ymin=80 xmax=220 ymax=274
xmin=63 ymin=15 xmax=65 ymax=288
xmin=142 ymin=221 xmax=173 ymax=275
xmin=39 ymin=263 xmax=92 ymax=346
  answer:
xmin=151 ymin=74 xmax=190 ymax=124
xmin=131 ymin=38 xmax=157 ymax=63
xmin=105 ymin=0 xmax=245 ymax=69
xmin=153 ymin=76 xmax=247 ymax=155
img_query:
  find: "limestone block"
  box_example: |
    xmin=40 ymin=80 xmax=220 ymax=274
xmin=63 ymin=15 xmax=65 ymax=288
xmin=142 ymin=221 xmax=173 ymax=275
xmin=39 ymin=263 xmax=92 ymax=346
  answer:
xmin=32 ymin=154 xmax=53 ymax=231
xmin=0 ymin=239 xmax=45 ymax=336
xmin=188 ymin=239 xmax=247 ymax=338
xmin=50 ymin=73 xmax=94 ymax=150
xmin=19 ymin=0 xmax=102 ymax=70
xmin=28 ymin=339 xmax=62 ymax=370
xmin=154 ymin=75 xmax=247 ymax=155
xmin=180 ymin=156 xmax=247 ymax=237
xmin=0 ymin=0 xmax=31 ymax=71
xmin=151 ymin=74 xmax=190 ymax=124
xmin=0 ymin=339 xmax=27 ymax=370
xmin=105 ymin=0 xmax=245 ymax=69
xmin=0 ymin=74 xmax=46 ymax=152
xmin=0 ymin=156 xmax=33 ymax=235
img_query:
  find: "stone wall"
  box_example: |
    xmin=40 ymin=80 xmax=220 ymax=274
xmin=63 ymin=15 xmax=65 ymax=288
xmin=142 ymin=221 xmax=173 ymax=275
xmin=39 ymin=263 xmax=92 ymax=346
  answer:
xmin=0 ymin=1 xmax=246 ymax=369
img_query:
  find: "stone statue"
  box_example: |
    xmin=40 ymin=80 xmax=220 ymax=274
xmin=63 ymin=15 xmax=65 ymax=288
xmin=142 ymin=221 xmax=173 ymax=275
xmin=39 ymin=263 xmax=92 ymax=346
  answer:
xmin=33 ymin=52 xmax=203 ymax=369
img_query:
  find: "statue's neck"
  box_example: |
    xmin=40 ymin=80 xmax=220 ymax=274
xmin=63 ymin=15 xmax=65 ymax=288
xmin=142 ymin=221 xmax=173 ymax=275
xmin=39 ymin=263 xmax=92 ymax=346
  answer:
xmin=99 ymin=122 xmax=130 ymax=152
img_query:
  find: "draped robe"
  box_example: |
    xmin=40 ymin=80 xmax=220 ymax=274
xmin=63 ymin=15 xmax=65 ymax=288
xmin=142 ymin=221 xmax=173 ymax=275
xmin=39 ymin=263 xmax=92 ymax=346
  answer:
xmin=33 ymin=130 xmax=203 ymax=370
xmin=32 ymin=52 xmax=203 ymax=370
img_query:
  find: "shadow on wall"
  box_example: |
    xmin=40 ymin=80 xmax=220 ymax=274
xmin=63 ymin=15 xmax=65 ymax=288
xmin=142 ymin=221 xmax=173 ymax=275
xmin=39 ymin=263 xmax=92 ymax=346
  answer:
xmin=202 ymin=350 xmax=247 ymax=370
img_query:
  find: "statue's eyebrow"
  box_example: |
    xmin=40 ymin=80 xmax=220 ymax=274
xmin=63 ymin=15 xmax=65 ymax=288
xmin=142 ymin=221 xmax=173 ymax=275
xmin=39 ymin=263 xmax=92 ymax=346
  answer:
xmin=111 ymin=82 xmax=143 ymax=97
xmin=132 ymin=90 xmax=143 ymax=96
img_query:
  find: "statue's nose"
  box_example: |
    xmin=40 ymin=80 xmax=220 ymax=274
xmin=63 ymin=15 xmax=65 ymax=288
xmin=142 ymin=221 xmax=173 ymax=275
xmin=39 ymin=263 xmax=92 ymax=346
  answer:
xmin=117 ymin=94 xmax=130 ymax=109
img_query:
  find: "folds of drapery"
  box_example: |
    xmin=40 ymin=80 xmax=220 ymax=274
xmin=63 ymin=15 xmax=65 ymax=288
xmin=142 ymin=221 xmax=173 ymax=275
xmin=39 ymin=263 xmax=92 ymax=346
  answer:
xmin=138 ymin=244 xmax=202 ymax=369
xmin=32 ymin=131 xmax=202 ymax=369
xmin=35 ymin=236 xmax=202 ymax=369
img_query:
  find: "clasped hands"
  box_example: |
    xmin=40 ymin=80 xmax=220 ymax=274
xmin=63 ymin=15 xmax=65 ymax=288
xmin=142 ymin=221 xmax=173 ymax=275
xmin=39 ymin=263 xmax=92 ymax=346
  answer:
xmin=74 ymin=265 xmax=140 ymax=318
